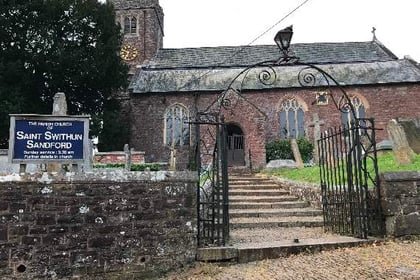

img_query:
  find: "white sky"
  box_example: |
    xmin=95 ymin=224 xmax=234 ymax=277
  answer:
xmin=159 ymin=0 xmax=420 ymax=62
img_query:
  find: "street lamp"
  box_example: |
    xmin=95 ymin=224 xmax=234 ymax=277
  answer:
xmin=274 ymin=25 xmax=293 ymax=57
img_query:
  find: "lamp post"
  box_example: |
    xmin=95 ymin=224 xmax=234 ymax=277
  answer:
xmin=273 ymin=25 xmax=358 ymax=118
xmin=274 ymin=25 xmax=294 ymax=59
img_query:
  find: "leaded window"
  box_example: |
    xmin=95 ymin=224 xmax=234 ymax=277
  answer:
xmin=123 ymin=16 xmax=137 ymax=34
xmin=165 ymin=104 xmax=190 ymax=146
xmin=130 ymin=17 xmax=137 ymax=34
xmin=341 ymin=96 xmax=366 ymax=130
xmin=278 ymin=98 xmax=305 ymax=139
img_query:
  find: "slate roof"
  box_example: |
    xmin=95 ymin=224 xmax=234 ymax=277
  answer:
xmin=110 ymin=0 xmax=159 ymax=10
xmin=129 ymin=40 xmax=420 ymax=93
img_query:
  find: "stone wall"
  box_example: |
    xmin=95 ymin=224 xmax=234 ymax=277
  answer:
xmin=271 ymin=171 xmax=420 ymax=238
xmin=0 ymin=150 xmax=38 ymax=175
xmin=380 ymin=171 xmax=420 ymax=237
xmin=269 ymin=176 xmax=322 ymax=209
xmin=0 ymin=171 xmax=197 ymax=279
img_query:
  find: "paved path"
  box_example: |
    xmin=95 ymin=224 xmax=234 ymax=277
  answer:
xmin=162 ymin=240 xmax=420 ymax=280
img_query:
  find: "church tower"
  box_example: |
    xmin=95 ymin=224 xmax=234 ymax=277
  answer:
xmin=109 ymin=0 xmax=164 ymax=74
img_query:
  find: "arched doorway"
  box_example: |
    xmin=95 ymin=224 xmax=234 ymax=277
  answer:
xmin=226 ymin=123 xmax=245 ymax=166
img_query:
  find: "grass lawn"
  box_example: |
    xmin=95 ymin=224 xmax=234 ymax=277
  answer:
xmin=261 ymin=152 xmax=420 ymax=184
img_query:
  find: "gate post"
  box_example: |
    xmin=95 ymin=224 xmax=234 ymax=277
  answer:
xmin=219 ymin=115 xmax=229 ymax=242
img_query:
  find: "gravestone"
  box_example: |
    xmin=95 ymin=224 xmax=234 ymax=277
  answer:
xmin=397 ymin=118 xmax=420 ymax=153
xmin=387 ymin=119 xmax=415 ymax=165
xmin=266 ymin=159 xmax=297 ymax=169
xmin=124 ymin=144 xmax=131 ymax=171
xmin=52 ymin=92 xmax=68 ymax=115
xmin=169 ymin=146 xmax=177 ymax=171
xmin=308 ymin=113 xmax=325 ymax=164
xmin=290 ymin=139 xmax=304 ymax=169
xmin=48 ymin=93 xmax=69 ymax=172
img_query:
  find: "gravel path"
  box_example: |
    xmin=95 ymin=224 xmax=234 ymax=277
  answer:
xmin=229 ymin=227 xmax=338 ymax=245
xmin=161 ymin=240 xmax=420 ymax=280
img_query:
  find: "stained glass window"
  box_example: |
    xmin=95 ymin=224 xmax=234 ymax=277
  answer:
xmin=278 ymin=98 xmax=305 ymax=139
xmin=123 ymin=17 xmax=137 ymax=34
xmin=165 ymin=104 xmax=190 ymax=146
xmin=342 ymin=96 xmax=366 ymax=133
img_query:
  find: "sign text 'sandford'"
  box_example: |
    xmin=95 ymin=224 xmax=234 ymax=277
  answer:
xmin=10 ymin=117 xmax=89 ymax=162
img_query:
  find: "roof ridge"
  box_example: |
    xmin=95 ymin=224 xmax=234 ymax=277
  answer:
xmin=149 ymin=41 xmax=397 ymax=70
xmin=158 ymin=41 xmax=376 ymax=51
xmin=371 ymin=39 xmax=399 ymax=60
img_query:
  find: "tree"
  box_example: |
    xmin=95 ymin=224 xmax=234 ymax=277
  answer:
xmin=0 ymin=0 xmax=129 ymax=149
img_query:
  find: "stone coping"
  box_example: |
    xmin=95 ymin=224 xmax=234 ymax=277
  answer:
xmin=95 ymin=151 xmax=145 ymax=155
xmin=0 ymin=170 xmax=197 ymax=183
xmin=381 ymin=171 xmax=420 ymax=181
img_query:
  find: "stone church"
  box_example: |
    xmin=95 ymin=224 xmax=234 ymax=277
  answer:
xmin=110 ymin=0 xmax=420 ymax=169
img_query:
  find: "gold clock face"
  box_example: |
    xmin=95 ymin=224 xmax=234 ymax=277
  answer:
xmin=120 ymin=44 xmax=138 ymax=61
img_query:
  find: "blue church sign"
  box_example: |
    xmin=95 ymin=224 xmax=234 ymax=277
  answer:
xmin=9 ymin=115 xmax=90 ymax=163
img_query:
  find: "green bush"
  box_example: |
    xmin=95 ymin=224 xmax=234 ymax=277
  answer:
xmin=130 ymin=163 xmax=160 ymax=171
xmin=266 ymin=138 xmax=314 ymax=163
xmin=94 ymin=163 xmax=160 ymax=171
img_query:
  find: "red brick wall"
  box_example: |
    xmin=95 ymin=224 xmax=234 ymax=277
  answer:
xmin=129 ymin=83 xmax=420 ymax=169
xmin=94 ymin=151 xmax=145 ymax=164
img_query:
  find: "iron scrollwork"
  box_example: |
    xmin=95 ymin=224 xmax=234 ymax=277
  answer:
xmin=297 ymin=64 xmax=357 ymax=118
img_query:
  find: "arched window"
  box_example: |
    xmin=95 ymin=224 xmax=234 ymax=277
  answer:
xmin=341 ymin=96 xmax=366 ymax=130
xmin=130 ymin=17 xmax=137 ymax=34
xmin=165 ymin=104 xmax=190 ymax=146
xmin=278 ymin=98 xmax=305 ymax=139
xmin=123 ymin=16 xmax=137 ymax=34
xmin=123 ymin=17 xmax=130 ymax=34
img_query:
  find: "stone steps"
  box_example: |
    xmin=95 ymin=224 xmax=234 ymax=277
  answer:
xmin=230 ymin=216 xmax=324 ymax=229
xmin=229 ymin=195 xmax=298 ymax=203
xmin=229 ymin=190 xmax=290 ymax=196
xmin=229 ymin=179 xmax=275 ymax=185
xmin=229 ymin=184 xmax=282 ymax=189
xmin=230 ymin=201 xmax=310 ymax=209
xmin=195 ymin=173 xmax=381 ymax=264
xmin=228 ymin=174 xmax=322 ymax=230
xmin=229 ymin=208 xmax=323 ymax=218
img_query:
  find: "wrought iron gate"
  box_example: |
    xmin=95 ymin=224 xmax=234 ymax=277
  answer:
xmin=194 ymin=112 xmax=229 ymax=247
xmin=318 ymin=118 xmax=384 ymax=238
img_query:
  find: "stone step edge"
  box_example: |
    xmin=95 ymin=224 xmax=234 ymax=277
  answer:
xmin=230 ymin=221 xmax=324 ymax=229
xmin=230 ymin=202 xmax=309 ymax=209
xmin=229 ymin=211 xmax=322 ymax=218
xmin=229 ymin=196 xmax=296 ymax=201
xmin=196 ymin=237 xmax=381 ymax=263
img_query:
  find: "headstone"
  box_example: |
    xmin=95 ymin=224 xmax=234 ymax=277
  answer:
xmin=124 ymin=144 xmax=131 ymax=171
xmin=47 ymin=93 xmax=69 ymax=173
xmin=169 ymin=147 xmax=176 ymax=171
xmin=52 ymin=92 xmax=68 ymax=115
xmin=398 ymin=118 xmax=420 ymax=153
xmin=290 ymin=139 xmax=304 ymax=169
xmin=266 ymin=159 xmax=297 ymax=169
xmin=376 ymin=140 xmax=393 ymax=155
xmin=387 ymin=119 xmax=414 ymax=165
xmin=308 ymin=113 xmax=325 ymax=164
